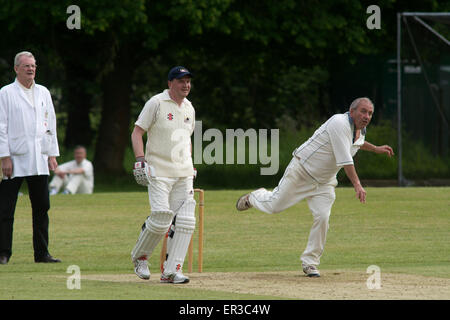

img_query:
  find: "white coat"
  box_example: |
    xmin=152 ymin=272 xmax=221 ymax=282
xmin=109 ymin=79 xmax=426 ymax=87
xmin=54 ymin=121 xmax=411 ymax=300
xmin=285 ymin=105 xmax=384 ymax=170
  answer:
xmin=0 ymin=79 xmax=59 ymax=178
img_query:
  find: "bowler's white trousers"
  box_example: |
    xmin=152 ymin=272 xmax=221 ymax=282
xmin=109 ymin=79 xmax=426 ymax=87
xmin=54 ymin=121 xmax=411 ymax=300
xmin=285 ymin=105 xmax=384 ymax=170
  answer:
xmin=249 ymin=157 xmax=337 ymax=266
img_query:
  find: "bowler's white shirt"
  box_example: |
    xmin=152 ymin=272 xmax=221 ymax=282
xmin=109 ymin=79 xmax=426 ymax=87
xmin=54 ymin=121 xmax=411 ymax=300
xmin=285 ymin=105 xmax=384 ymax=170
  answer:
xmin=0 ymin=79 xmax=59 ymax=178
xmin=293 ymin=113 xmax=365 ymax=184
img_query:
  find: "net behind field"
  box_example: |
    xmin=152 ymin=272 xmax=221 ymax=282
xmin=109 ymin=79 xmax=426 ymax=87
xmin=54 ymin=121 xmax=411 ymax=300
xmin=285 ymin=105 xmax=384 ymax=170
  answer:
xmin=399 ymin=14 xmax=450 ymax=181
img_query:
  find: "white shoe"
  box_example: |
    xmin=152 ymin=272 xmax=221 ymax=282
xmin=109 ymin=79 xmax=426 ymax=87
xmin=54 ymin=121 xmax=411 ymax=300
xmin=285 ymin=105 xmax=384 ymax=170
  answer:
xmin=134 ymin=258 xmax=150 ymax=280
xmin=302 ymin=264 xmax=320 ymax=277
xmin=236 ymin=193 xmax=252 ymax=211
xmin=49 ymin=188 xmax=58 ymax=196
xmin=160 ymin=271 xmax=190 ymax=284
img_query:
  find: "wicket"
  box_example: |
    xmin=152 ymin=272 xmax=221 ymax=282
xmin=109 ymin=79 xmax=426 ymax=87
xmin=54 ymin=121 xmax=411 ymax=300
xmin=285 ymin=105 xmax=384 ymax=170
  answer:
xmin=160 ymin=188 xmax=205 ymax=273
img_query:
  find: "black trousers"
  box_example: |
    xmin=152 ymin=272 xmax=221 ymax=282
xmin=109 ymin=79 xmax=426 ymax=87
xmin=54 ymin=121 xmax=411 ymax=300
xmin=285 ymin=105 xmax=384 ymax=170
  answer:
xmin=0 ymin=175 xmax=51 ymax=260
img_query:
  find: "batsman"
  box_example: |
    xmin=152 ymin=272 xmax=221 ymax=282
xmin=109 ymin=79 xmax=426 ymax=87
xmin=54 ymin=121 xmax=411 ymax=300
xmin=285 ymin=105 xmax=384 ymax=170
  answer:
xmin=130 ymin=66 xmax=196 ymax=284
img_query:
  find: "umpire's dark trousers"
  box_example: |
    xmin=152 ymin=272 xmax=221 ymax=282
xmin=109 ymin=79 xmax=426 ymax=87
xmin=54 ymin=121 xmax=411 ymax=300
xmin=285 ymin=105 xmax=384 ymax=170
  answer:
xmin=0 ymin=175 xmax=51 ymax=261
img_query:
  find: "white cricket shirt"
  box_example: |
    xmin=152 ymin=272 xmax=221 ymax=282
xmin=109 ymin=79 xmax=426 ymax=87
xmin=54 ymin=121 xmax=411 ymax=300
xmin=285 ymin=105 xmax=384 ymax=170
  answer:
xmin=57 ymin=158 xmax=94 ymax=187
xmin=135 ymin=89 xmax=195 ymax=177
xmin=293 ymin=112 xmax=366 ymax=184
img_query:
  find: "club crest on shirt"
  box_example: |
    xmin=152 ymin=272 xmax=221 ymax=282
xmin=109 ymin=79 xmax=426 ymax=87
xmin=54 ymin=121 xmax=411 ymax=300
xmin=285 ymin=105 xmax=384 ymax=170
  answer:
xmin=167 ymin=113 xmax=173 ymax=120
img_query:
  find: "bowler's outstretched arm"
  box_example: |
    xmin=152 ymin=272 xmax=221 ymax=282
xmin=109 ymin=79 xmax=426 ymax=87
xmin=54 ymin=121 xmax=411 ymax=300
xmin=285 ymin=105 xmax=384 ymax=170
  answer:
xmin=361 ymin=141 xmax=394 ymax=157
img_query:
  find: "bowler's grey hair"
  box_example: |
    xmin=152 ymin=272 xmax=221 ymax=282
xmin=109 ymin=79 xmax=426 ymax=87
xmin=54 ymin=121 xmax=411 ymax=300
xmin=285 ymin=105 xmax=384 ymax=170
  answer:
xmin=14 ymin=51 xmax=35 ymax=66
xmin=349 ymin=97 xmax=374 ymax=111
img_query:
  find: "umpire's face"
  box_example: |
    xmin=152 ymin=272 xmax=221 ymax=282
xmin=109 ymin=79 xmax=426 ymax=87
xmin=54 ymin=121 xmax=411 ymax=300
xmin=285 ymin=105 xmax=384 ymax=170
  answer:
xmin=168 ymin=75 xmax=191 ymax=100
xmin=15 ymin=56 xmax=36 ymax=86
xmin=350 ymin=100 xmax=373 ymax=129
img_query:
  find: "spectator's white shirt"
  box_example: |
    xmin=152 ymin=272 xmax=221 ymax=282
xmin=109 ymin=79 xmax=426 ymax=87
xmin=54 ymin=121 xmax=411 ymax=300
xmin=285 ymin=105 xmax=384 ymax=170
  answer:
xmin=293 ymin=112 xmax=366 ymax=184
xmin=0 ymin=79 xmax=59 ymax=178
xmin=58 ymin=158 xmax=94 ymax=185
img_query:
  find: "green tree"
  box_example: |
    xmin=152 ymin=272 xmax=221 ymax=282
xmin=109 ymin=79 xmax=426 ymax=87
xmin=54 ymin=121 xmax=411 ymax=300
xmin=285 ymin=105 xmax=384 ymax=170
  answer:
xmin=2 ymin=0 xmax=448 ymax=177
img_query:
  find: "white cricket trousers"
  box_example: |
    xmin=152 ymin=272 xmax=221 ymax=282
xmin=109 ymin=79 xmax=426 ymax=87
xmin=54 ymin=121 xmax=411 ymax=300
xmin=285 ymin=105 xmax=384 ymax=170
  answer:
xmin=249 ymin=157 xmax=336 ymax=267
xmin=131 ymin=176 xmax=195 ymax=265
xmin=148 ymin=176 xmax=194 ymax=212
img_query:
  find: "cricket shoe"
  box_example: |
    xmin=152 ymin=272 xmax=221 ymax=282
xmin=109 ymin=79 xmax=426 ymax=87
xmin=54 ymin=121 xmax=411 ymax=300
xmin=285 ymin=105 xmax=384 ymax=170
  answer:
xmin=160 ymin=271 xmax=190 ymax=284
xmin=134 ymin=257 xmax=150 ymax=280
xmin=302 ymin=264 xmax=320 ymax=277
xmin=236 ymin=193 xmax=252 ymax=211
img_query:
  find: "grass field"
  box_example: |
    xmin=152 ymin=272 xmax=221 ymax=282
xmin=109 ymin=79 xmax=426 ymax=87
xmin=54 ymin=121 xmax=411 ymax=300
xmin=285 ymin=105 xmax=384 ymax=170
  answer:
xmin=0 ymin=187 xmax=449 ymax=300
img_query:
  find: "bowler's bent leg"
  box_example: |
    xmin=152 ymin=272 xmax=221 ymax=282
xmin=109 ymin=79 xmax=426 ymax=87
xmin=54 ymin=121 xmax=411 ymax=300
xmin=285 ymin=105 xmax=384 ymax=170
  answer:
xmin=249 ymin=158 xmax=313 ymax=214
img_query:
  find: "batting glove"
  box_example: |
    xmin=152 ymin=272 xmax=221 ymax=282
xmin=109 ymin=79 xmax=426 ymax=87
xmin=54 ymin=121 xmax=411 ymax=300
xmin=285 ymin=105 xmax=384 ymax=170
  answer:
xmin=133 ymin=161 xmax=151 ymax=186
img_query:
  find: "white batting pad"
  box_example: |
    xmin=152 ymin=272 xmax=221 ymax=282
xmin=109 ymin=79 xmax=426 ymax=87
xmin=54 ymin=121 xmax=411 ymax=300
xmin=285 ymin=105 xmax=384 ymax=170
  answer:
xmin=164 ymin=199 xmax=196 ymax=273
xmin=131 ymin=210 xmax=173 ymax=262
xmin=164 ymin=218 xmax=176 ymax=263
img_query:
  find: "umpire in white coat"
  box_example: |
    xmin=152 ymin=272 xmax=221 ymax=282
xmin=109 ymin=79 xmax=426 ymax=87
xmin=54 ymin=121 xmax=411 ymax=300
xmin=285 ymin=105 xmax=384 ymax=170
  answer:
xmin=0 ymin=51 xmax=61 ymax=264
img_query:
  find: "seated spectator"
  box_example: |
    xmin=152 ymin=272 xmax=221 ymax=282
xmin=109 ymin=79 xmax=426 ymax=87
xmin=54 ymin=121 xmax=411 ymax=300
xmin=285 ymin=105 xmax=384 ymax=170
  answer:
xmin=49 ymin=145 xmax=94 ymax=195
